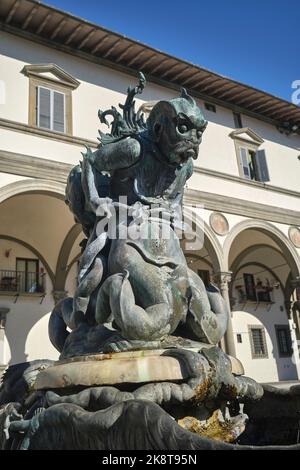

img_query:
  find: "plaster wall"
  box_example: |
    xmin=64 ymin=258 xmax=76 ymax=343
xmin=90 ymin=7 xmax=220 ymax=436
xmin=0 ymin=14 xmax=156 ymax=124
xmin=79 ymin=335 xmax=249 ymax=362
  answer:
xmin=1 ymin=31 xmax=300 ymax=196
xmin=232 ymin=264 xmax=297 ymax=382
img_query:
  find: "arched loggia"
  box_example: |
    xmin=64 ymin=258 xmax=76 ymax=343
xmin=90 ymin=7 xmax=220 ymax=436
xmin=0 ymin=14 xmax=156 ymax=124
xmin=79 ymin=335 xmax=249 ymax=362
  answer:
xmin=0 ymin=179 xmax=65 ymax=203
xmin=53 ymin=224 xmax=82 ymax=293
xmin=182 ymin=208 xmax=225 ymax=274
xmin=224 ymin=220 xmax=300 ymax=278
xmin=0 ymin=235 xmax=55 ymax=284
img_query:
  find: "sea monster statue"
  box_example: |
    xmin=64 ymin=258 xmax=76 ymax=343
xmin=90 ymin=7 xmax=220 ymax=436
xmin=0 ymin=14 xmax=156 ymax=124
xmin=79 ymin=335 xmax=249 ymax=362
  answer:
xmin=49 ymin=72 xmax=232 ymax=355
xmin=3 ymin=74 xmax=299 ymax=451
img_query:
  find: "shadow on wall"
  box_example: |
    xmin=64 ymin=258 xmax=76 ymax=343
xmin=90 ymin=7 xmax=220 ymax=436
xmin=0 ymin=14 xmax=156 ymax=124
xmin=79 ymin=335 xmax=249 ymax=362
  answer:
xmin=256 ymin=313 xmax=298 ymax=382
xmin=270 ymin=341 xmax=298 ymax=382
xmin=4 ymin=295 xmax=57 ymax=365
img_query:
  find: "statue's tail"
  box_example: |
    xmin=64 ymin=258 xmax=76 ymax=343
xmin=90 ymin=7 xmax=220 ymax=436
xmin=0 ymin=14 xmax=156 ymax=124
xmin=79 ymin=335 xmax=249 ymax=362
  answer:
xmin=49 ymin=257 xmax=105 ymax=353
xmin=187 ymin=285 xmax=229 ymax=345
xmin=185 ymin=269 xmax=229 ymax=345
xmin=95 ymin=272 xmax=171 ymax=340
xmin=48 ymin=298 xmax=73 ymax=353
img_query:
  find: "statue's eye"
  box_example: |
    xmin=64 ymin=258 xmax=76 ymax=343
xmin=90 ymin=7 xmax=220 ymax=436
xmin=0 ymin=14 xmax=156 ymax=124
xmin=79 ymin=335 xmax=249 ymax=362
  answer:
xmin=178 ymin=123 xmax=188 ymax=134
xmin=196 ymin=130 xmax=202 ymax=139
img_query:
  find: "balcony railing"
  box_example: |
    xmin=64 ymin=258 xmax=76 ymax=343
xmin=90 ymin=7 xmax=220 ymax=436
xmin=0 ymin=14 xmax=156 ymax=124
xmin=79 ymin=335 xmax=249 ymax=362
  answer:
xmin=0 ymin=269 xmax=45 ymax=294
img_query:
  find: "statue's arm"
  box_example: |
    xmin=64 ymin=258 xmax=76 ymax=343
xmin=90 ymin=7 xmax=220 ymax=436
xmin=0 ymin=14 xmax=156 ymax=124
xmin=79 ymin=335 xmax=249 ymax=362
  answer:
xmin=186 ymin=158 xmax=194 ymax=180
xmin=80 ymin=157 xmax=114 ymax=218
xmin=87 ymin=137 xmax=141 ymax=172
xmin=81 ymin=157 xmax=100 ymax=213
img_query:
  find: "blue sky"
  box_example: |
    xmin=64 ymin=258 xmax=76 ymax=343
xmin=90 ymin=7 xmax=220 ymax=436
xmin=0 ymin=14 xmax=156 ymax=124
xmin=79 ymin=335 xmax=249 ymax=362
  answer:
xmin=44 ymin=0 xmax=299 ymax=102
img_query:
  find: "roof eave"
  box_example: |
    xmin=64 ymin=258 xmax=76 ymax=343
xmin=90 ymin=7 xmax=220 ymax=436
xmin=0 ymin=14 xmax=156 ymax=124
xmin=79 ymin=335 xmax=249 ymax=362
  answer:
xmin=0 ymin=0 xmax=299 ymax=133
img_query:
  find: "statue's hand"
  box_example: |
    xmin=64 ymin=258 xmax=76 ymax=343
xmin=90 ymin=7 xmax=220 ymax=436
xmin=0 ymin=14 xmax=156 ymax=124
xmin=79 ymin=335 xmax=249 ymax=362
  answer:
xmin=82 ymin=147 xmax=96 ymax=165
xmin=129 ymin=201 xmax=149 ymax=222
xmin=90 ymin=196 xmax=114 ymax=218
xmin=3 ymin=404 xmax=23 ymax=441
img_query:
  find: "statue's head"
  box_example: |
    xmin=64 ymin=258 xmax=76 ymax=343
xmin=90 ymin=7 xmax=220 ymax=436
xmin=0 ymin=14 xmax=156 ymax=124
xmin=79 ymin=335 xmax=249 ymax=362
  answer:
xmin=147 ymin=88 xmax=207 ymax=166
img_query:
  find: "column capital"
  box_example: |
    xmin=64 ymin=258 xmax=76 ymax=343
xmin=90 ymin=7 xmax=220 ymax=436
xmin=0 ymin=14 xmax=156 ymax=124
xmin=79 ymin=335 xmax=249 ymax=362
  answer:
xmin=0 ymin=308 xmax=10 ymax=329
xmin=52 ymin=290 xmax=68 ymax=305
xmin=213 ymin=271 xmax=233 ymax=286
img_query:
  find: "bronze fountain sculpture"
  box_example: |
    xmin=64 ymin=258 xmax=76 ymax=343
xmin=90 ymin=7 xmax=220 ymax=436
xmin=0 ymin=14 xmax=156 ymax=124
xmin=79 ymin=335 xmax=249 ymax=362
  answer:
xmin=1 ymin=74 xmax=300 ymax=450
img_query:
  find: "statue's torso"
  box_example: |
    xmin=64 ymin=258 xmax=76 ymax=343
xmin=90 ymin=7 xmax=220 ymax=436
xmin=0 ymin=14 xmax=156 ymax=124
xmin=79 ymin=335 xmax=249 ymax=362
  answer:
xmin=110 ymin=138 xmax=193 ymax=206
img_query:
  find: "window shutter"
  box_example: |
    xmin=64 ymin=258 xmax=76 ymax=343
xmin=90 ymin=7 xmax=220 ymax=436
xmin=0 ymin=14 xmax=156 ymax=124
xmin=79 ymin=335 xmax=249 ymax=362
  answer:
xmin=255 ymin=149 xmax=270 ymax=182
xmin=251 ymin=329 xmax=266 ymax=356
xmin=38 ymin=87 xmax=51 ymax=129
xmin=53 ymin=91 xmax=65 ymax=133
xmin=239 ymin=147 xmax=250 ymax=179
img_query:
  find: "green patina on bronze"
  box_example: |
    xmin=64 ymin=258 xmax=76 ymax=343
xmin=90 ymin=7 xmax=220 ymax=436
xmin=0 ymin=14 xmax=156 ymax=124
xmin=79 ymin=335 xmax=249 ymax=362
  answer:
xmin=50 ymin=72 xmax=233 ymax=353
xmin=0 ymin=73 xmax=273 ymax=451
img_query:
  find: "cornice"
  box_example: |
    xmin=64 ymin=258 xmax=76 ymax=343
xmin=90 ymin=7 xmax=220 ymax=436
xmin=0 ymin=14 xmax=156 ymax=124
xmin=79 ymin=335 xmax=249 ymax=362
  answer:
xmin=1 ymin=150 xmax=299 ymax=226
xmin=193 ymin=166 xmax=300 ymax=200
xmin=184 ymin=189 xmax=300 ymax=226
xmin=0 ymin=118 xmax=98 ymax=148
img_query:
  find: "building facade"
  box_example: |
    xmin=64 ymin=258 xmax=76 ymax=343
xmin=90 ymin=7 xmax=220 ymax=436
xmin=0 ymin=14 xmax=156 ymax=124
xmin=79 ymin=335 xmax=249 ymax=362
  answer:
xmin=1 ymin=0 xmax=300 ymax=383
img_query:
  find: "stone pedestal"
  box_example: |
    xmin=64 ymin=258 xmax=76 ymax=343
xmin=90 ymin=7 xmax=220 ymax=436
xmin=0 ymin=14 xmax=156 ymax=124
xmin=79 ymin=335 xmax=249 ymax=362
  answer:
xmin=34 ymin=348 xmax=244 ymax=390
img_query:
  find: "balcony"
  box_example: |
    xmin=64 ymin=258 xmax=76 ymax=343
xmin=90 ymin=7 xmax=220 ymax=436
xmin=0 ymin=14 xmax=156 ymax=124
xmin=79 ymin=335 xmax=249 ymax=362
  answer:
xmin=0 ymin=269 xmax=46 ymax=300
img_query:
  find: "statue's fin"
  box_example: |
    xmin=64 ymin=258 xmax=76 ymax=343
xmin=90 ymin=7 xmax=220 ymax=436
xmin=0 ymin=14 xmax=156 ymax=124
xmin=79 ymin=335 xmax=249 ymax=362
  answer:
xmin=97 ymin=72 xmax=147 ymax=145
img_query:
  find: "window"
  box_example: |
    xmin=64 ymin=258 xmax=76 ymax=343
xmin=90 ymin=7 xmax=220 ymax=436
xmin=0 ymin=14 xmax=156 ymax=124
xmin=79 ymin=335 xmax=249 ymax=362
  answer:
xmin=275 ymin=325 xmax=292 ymax=357
xmin=243 ymin=273 xmax=257 ymax=301
xmin=255 ymin=279 xmax=271 ymax=302
xmin=36 ymin=86 xmax=66 ymax=132
xmin=230 ymin=128 xmax=270 ymax=182
xmin=21 ymin=63 xmax=80 ymax=136
xmin=249 ymin=325 xmax=268 ymax=358
xmin=16 ymin=258 xmax=39 ymax=293
xmin=198 ymin=269 xmax=210 ymax=287
xmin=237 ymin=333 xmax=242 ymax=343
xmin=239 ymin=147 xmax=270 ymax=182
xmin=204 ymin=102 xmax=216 ymax=112
xmin=37 ymin=86 xmax=65 ymax=133
xmin=243 ymin=273 xmax=272 ymax=303
xmin=233 ymin=112 xmax=243 ymax=128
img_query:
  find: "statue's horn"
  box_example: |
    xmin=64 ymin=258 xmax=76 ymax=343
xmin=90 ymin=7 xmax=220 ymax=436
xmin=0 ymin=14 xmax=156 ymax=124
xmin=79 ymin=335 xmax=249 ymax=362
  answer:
xmin=180 ymin=87 xmax=195 ymax=105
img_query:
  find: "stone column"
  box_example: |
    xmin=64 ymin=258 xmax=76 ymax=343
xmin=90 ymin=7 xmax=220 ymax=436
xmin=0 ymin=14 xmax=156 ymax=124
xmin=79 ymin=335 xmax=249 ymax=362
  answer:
xmin=52 ymin=290 xmax=68 ymax=305
xmin=0 ymin=308 xmax=9 ymax=374
xmin=213 ymin=271 xmax=236 ymax=357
